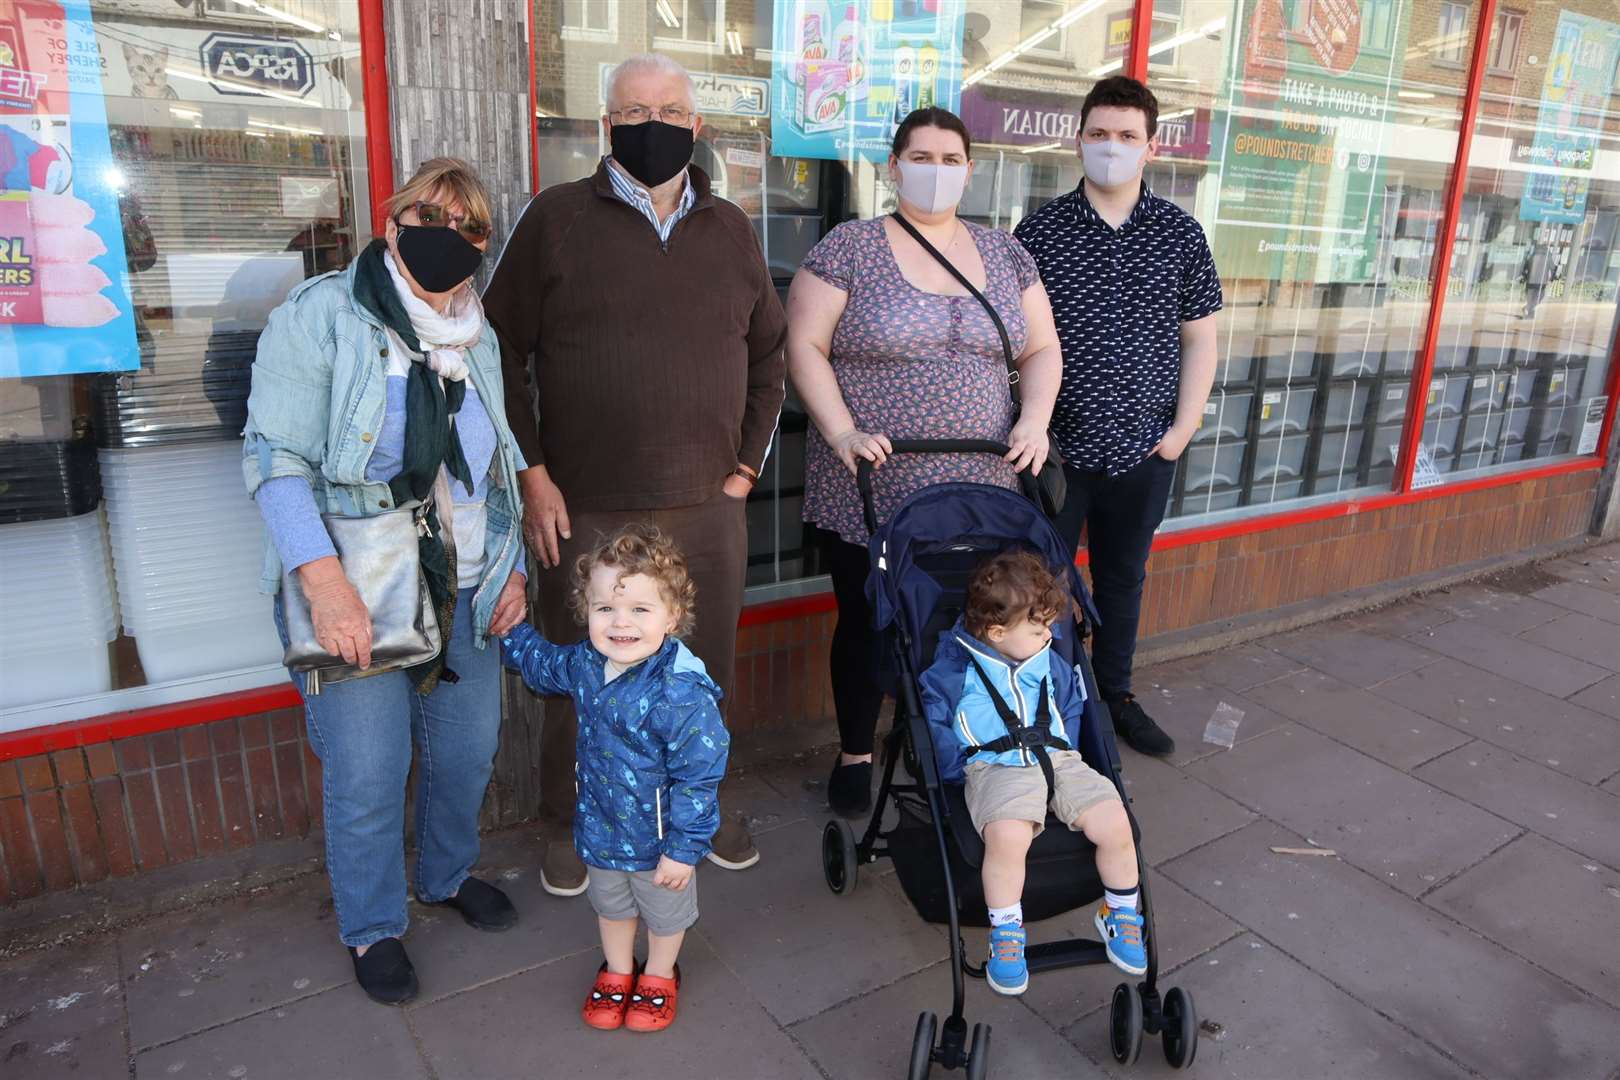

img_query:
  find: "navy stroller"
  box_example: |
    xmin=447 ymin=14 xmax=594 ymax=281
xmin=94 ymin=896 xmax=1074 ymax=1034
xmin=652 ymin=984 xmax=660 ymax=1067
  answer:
xmin=818 ymin=441 xmax=1197 ymax=1078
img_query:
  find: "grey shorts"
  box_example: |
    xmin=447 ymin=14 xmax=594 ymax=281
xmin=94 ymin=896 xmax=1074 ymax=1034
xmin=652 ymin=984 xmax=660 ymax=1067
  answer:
xmin=964 ymin=751 xmax=1120 ymax=838
xmin=586 ymin=866 xmax=700 ymax=936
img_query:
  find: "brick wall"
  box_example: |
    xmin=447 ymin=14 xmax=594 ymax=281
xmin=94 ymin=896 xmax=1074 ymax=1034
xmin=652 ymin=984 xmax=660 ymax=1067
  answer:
xmin=0 ymin=470 xmax=1598 ymax=903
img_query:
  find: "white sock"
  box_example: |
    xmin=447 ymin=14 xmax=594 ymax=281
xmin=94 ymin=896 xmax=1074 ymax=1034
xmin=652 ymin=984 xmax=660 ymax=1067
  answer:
xmin=1104 ymin=885 xmax=1140 ymax=913
xmin=987 ymin=903 xmax=1022 ymax=927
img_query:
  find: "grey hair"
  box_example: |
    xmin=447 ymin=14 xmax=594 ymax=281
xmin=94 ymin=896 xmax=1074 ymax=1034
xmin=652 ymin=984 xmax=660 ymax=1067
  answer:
xmin=604 ymin=52 xmax=696 ymax=113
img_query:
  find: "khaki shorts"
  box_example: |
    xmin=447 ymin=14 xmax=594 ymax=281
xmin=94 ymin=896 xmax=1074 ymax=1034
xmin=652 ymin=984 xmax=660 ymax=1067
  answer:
xmin=963 ymin=751 xmax=1119 ymax=838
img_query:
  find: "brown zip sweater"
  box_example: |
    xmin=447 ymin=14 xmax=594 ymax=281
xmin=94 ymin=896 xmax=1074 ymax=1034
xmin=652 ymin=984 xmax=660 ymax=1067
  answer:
xmin=483 ymin=160 xmax=787 ymax=513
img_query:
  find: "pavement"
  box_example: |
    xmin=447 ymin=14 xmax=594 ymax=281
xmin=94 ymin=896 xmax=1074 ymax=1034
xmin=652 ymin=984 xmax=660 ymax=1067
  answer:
xmin=3 ymin=543 xmax=1619 ymax=1080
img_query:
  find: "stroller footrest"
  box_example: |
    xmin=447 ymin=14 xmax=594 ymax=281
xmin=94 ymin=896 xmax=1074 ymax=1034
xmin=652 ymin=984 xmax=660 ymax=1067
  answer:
xmin=1026 ymin=938 xmax=1108 ymax=974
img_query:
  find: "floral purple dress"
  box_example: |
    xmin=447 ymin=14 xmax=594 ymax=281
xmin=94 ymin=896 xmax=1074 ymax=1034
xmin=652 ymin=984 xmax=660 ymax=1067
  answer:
xmin=801 ymin=217 xmax=1041 ymax=543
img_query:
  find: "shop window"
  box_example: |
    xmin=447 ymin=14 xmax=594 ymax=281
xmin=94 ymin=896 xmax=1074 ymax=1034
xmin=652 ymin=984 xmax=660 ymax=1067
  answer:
xmin=1019 ymin=0 xmax=1068 ymax=59
xmin=0 ymin=0 xmax=369 ymax=728
xmin=562 ymin=0 xmax=618 ymax=41
xmin=1422 ymin=0 xmax=1618 ymax=485
xmin=1487 ymin=9 xmax=1523 ymax=72
xmin=654 ymin=0 xmax=724 ymax=49
xmin=1435 ymin=2 xmax=1470 ymax=64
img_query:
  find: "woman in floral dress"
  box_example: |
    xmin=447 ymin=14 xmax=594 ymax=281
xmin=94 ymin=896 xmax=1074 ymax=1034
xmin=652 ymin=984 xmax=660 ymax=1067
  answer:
xmin=785 ymin=107 xmax=1064 ymax=819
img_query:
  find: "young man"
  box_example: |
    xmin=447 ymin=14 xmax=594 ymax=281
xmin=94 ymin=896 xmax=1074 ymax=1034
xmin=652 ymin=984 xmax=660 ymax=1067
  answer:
xmin=1013 ymin=77 xmax=1222 ymax=757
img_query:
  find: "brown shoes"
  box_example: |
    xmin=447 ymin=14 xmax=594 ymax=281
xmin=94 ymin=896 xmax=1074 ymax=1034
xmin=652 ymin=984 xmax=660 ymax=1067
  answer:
xmin=704 ymin=817 xmax=760 ymax=871
xmin=541 ymin=837 xmax=589 ymax=897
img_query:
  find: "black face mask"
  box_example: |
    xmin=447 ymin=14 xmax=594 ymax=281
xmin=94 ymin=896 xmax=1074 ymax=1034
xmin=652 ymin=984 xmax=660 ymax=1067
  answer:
xmin=609 ymin=119 xmax=694 ymax=188
xmin=394 ymin=224 xmax=484 ymax=293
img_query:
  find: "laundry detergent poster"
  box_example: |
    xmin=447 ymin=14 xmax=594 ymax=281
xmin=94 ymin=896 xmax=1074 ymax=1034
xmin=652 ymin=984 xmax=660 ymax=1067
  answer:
xmin=771 ymin=0 xmax=965 ymax=162
xmin=1 ymin=0 xmax=138 ymax=378
xmin=1517 ymin=11 xmax=1620 ymax=225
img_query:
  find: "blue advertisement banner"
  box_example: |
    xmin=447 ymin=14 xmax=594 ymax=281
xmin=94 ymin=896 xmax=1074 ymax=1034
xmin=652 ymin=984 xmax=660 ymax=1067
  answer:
xmin=770 ymin=0 xmax=965 ymax=162
xmin=1518 ymin=11 xmax=1620 ymax=225
xmin=1 ymin=0 xmax=138 ymax=379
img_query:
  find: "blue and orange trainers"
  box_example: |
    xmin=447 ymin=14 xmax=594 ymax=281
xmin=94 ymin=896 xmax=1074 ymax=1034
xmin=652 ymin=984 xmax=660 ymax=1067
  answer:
xmin=986 ymin=921 xmax=1029 ymax=996
xmin=1094 ymin=903 xmax=1147 ymax=976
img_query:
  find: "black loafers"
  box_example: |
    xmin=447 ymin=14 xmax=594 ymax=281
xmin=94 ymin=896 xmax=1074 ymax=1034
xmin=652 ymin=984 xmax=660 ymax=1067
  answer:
xmin=350 ymin=937 xmax=418 ymax=1006
xmin=827 ymin=758 xmax=873 ymax=819
xmin=434 ymin=876 xmax=519 ymax=931
xmin=1107 ymin=694 xmax=1177 ymax=757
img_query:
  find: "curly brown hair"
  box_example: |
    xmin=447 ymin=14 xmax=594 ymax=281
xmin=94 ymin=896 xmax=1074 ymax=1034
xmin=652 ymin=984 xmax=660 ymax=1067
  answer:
xmin=963 ymin=550 xmax=1071 ymax=639
xmin=568 ymin=523 xmax=697 ymax=638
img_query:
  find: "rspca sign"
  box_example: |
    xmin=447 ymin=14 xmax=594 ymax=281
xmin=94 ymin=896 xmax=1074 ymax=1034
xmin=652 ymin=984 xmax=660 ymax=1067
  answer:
xmin=199 ymin=34 xmax=315 ymax=98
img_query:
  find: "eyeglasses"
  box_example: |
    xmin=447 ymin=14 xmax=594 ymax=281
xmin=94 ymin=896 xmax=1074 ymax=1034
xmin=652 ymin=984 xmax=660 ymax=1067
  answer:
xmin=401 ymin=201 xmax=491 ymax=241
xmin=609 ymin=104 xmax=693 ymax=127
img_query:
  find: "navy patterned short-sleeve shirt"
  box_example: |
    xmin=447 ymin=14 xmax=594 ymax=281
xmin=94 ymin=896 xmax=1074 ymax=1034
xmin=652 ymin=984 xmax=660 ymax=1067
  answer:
xmin=1014 ymin=183 xmax=1223 ymax=475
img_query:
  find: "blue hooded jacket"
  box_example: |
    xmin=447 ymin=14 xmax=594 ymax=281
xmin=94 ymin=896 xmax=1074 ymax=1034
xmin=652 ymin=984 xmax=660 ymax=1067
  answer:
xmin=919 ymin=618 xmax=1086 ymax=784
xmin=500 ymin=624 xmax=729 ymax=870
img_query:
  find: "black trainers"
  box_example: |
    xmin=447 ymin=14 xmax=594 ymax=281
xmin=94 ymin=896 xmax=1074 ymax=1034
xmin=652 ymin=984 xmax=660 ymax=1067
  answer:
xmin=432 ymin=876 xmax=518 ymax=931
xmin=827 ymin=758 xmax=873 ymax=819
xmin=349 ymin=938 xmax=419 ymax=1006
xmin=1107 ymin=694 xmax=1176 ymax=757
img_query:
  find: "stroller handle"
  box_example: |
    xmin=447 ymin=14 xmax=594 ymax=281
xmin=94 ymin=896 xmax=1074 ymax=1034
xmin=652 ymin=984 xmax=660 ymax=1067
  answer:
xmin=856 ymin=439 xmax=1043 ymax=536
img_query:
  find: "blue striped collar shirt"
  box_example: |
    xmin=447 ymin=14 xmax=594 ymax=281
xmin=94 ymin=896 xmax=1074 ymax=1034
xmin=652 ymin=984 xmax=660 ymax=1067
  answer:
xmin=604 ymin=156 xmax=696 ymax=244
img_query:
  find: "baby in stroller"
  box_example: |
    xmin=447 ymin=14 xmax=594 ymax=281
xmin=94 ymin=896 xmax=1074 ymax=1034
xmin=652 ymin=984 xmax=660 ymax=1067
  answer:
xmin=921 ymin=550 xmax=1145 ymax=996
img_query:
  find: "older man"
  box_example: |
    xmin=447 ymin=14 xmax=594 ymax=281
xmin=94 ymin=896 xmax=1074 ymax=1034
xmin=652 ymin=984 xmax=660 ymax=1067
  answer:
xmin=484 ymin=53 xmax=786 ymax=895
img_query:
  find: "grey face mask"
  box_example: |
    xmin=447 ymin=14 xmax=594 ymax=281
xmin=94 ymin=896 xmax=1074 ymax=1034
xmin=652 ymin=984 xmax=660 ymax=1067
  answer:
xmin=1080 ymin=139 xmax=1147 ymax=189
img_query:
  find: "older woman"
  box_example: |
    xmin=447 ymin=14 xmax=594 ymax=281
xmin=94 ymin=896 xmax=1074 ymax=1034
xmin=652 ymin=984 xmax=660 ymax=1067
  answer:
xmin=243 ymin=158 xmax=528 ymax=1005
xmin=786 ymin=108 xmax=1064 ymax=819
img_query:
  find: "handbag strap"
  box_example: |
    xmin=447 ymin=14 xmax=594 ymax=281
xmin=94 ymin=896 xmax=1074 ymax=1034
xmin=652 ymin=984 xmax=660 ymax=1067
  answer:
xmin=889 ymin=212 xmax=1021 ymax=403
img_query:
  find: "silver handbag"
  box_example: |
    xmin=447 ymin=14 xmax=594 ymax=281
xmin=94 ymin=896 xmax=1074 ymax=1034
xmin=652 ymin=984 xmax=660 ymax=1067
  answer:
xmin=280 ymin=503 xmax=443 ymax=694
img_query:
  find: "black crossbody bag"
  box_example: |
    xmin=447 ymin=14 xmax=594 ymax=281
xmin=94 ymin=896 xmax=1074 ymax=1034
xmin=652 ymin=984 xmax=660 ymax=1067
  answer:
xmin=889 ymin=212 xmax=1066 ymax=517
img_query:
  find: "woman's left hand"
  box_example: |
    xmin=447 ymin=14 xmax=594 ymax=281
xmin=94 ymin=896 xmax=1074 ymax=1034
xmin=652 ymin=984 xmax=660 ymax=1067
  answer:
xmin=1006 ymin=416 xmax=1051 ymax=476
xmin=489 ymin=571 xmax=528 ymax=637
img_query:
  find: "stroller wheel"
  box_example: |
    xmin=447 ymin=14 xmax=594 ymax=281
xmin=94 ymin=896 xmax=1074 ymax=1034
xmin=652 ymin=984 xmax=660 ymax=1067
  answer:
xmin=1162 ymin=986 xmax=1198 ymax=1070
xmin=965 ymin=1023 xmax=991 ymax=1080
xmin=907 ymin=1011 xmax=937 ymax=1080
xmin=1109 ymin=982 xmax=1143 ymax=1065
xmin=822 ymin=819 xmax=859 ymax=895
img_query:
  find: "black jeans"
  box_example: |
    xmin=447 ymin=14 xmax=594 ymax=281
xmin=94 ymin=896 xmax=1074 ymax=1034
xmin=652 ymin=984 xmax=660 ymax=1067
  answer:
xmin=1052 ymin=453 xmax=1177 ymax=700
xmin=818 ymin=528 xmax=886 ymax=757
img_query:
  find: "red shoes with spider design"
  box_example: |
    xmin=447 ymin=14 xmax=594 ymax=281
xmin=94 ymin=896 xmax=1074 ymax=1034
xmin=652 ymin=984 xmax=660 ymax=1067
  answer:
xmin=582 ymin=962 xmax=637 ymax=1030
xmin=581 ymin=962 xmax=681 ymax=1032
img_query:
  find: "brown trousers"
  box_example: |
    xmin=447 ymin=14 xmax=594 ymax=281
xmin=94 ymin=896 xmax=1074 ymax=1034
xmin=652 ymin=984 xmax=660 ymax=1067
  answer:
xmin=534 ymin=489 xmax=747 ymax=825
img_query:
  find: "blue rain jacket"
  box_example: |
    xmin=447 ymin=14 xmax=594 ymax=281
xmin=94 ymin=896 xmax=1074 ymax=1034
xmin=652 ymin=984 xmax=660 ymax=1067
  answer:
xmin=501 ymin=625 xmax=729 ymax=870
xmin=919 ymin=618 xmax=1086 ymax=783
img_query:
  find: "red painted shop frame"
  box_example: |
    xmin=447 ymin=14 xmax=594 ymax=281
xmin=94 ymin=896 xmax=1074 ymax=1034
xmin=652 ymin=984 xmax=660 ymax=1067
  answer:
xmin=2 ymin=0 xmax=1618 ymax=763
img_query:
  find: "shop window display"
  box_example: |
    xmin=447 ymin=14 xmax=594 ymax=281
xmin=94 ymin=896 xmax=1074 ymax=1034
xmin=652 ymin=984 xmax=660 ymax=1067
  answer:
xmin=0 ymin=0 xmax=369 ymax=725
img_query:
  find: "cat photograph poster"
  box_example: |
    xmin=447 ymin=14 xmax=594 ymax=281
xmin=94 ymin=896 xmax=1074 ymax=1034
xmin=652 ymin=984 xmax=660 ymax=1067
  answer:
xmin=0 ymin=0 xmax=139 ymax=378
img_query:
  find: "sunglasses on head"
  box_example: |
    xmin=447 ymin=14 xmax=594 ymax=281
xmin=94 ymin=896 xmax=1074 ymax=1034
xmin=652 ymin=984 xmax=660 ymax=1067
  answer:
xmin=402 ymin=201 xmax=490 ymax=241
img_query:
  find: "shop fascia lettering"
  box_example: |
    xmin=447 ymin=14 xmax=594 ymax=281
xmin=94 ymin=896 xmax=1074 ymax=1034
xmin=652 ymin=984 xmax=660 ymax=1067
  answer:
xmin=999 ymin=103 xmax=1081 ymax=141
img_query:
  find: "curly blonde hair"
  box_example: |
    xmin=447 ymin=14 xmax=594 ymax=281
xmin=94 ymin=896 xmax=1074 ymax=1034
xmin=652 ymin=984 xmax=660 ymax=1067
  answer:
xmin=963 ymin=550 xmax=1072 ymax=639
xmin=569 ymin=523 xmax=697 ymax=638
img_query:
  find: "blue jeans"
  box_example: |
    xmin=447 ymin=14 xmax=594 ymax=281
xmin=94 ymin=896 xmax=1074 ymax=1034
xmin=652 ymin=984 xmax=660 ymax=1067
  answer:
xmin=276 ymin=588 xmax=501 ymax=947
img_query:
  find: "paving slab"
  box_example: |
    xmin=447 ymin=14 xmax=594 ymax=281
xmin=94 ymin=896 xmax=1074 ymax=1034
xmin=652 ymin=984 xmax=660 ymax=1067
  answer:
xmin=1415 ymin=584 xmax=1568 ymax=634
xmin=1414 ymin=743 xmax=1620 ymax=870
xmin=1518 ymin=612 xmax=1620 ymax=672
xmin=1539 ymin=553 xmax=1620 ymax=594
xmin=1117 ymin=753 xmax=1257 ymax=866
xmin=721 ymin=763 xmax=813 ymax=837
xmin=688 ymin=818 xmax=948 ymax=1026
xmin=1371 ymin=659 xmax=1620 ymax=784
xmin=1339 ymin=600 xmax=1456 ymax=639
xmin=134 ymin=984 xmax=424 ymax=1079
xmin=409 ymin=935 xmax=822 ymax=1080
xmin=0 ymin=938 xmax=127 ymax=1080
xmin=1070 ymin=934 xmax=1476 ymax=1080
xmin=1532 ymin=581 xmax=1620 ymax=625
xmin=1242 ymin=668 xmax=1471 ymax=771
xmin=790 ymin=959 xmax=1110 ymax=1080
xmin=1424 ymin=833 xmax=1620 ymax=1009
xmin=1146 ymin=642 xmax=1307 ymax=693
xmin=1404 ymin=619 xmax=1609 ymax=698
xmin=1017 ymin=872 xmax=1242 ymax=1033
xmin=1124 ymin=672 xmax=1293 ymax=767
xmin=1185 ymin=726 xmax=1518 ymax=895
xmin=1265 ymin=624 xmax=1440 ymax=689
xmin=1570 ymin=674 xmax=1620 ymax=722
xmin=1162 ymin=821 xmax=1620 ymax=1080
xmin=120 ymin=875 xmax=351 ymax=1051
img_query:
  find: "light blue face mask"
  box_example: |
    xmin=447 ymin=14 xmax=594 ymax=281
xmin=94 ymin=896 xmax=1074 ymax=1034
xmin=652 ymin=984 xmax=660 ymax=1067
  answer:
xmin=1081 ymin=139 xmax=1148 ymax=189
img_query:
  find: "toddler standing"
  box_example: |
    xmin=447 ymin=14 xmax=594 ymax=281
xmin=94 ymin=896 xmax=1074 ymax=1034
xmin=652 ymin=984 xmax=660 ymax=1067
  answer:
xmin=502 ymin=524 xmax=728 ymax=1032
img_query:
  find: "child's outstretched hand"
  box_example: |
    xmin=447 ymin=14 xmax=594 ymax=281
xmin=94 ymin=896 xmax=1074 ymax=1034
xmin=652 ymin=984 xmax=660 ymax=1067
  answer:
xmin=652 ymin=855 xmax=694 ymax=892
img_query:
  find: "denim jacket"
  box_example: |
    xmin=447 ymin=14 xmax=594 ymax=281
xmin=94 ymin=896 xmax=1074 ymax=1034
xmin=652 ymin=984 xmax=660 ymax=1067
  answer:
xmin=241 ymin=260 xmax=527 ymax=648
xmin=920 ymin=619 xmax=1086 ymax=783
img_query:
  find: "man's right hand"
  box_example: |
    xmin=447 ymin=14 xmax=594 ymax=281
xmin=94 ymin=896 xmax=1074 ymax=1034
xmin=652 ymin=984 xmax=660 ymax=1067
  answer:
xmin=298 ymin=556 xmax=373 ymax=669
xmin=519 ymin=465 xmax=571 ymax=569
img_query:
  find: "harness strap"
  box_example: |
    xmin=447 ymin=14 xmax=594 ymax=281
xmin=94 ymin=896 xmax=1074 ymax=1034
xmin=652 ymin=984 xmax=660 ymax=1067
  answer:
xmin=963 ymin=655 xmax=1069 ymax=801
